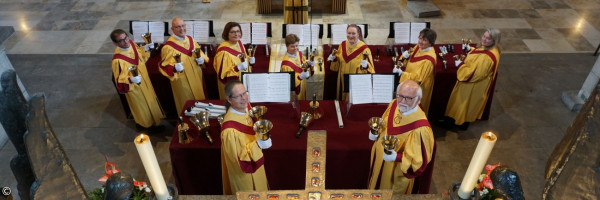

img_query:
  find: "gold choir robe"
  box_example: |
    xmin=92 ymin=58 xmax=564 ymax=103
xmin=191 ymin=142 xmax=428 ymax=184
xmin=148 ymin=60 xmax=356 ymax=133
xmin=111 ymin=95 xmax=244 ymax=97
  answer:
xmin=445 ymin=46 xmax=500 ymax=125
xmin=330 ymin=40 xmax=375 ymax=100
xmin=159 ymin=35 xmax=209 ymax=112
xmin=400 ymin=45 xmax=436 ymax=114
xmin=368 ymin=99 xmax=435 ymax=194
xmin=214 ymin=40 xmax=251 ymax=99
xmin=281 ymin=51 xmax=310 ymax=100
xmin=220 ymin=105 xmax=268 ymax=195
xmin=111 ymin=41 xmax=164 ymax=128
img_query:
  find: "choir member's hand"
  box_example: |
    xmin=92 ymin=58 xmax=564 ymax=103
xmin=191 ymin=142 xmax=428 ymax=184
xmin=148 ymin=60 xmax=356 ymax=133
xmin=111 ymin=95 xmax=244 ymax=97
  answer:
xmin=382 ymin=151 xmax=397 ymax=162
xmin=237 ymin=61 xmax=248 ymax=71
xmin=175 ymin=62 xmax=184 ymax=72
xmin=402 ymin=50 xmax=410 ymax=59
xmin=463 ymin=44 xmax=471 ymax=52
xmin=299 ymin=71 xmax=310 ymax=79
xmin=249 ymin=57 xmax=256 ymax=65
xmin=392 ymin=67 xmax=403 ymax=76
xmin=327 ymin=55 xmax=336 ymax=62
xmin=144 ymin=43 xmax=155 ymax=52
xmin=257 ymin=138 xmax=272 ymax=149
xmin=454 ymin=60 xmax=462 ymax=67
xmin=361 ymin=60 xmax=368 ymax=69
xmin=195 ymin=57 xmax=204 ymax=65
xmin=130 ymin=75 xmax=142 ymax=84
xmin=368 ymin=131 xmax=378 ymax=141
xmin=307 ymin=60 xmax=315 ymax=66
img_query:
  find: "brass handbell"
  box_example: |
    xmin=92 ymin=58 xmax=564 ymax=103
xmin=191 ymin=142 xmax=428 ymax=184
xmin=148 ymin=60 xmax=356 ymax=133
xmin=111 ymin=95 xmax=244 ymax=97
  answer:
xmin=192 ymin=111 xmax=213 ymax=144
xmin=317 ymin=58 xmax=323 ymax=71
xmin=368 ymin=117 xmax=385 ymax=136
xmin=296 ymin=112 xmax=313 ymax=138
xmin=381 ymin=135 xmax=400 ymax=155
xmin=249 ymin=106 xmax=267 ymax=120
xmin=253 ymin=119 xmax=273 ymax=141
xmin=142 ymin=32 xmax=152 ymax=44
xmin=128 ymin=65 xmax=140 ymax=85
xmin=328 ymin=48 xmax=338 ymax=64
xmin=217 ymin=114 xmax=225 ymax=127
xmin=192 ymin=48 xmax=205 ymax=69
xmin=178 ymin=116 xmax=192 ymax=144
xmin=309 ymin=94 xmax=322 ymax=119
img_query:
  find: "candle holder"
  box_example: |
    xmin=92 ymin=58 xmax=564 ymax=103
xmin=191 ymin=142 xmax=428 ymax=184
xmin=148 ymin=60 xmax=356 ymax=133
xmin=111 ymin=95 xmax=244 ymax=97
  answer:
xmin=149 ymin=183 xmax=179 ymax=200
xmin=448 ymin=182 xmax=479 ymax=200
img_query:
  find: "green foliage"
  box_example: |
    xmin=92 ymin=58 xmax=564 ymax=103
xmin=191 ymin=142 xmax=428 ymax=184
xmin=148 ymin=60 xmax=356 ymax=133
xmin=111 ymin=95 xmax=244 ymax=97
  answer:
xmin=87 ymin=186 xmax=149 ymax=200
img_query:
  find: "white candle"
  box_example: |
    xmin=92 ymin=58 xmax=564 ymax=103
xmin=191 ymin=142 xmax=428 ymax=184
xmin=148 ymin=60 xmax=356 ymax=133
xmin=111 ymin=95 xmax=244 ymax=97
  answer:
xmin=134 ymin=134 xmax=169 ymax=200
xmin=458 ymin=132 xmax=497 ymax=199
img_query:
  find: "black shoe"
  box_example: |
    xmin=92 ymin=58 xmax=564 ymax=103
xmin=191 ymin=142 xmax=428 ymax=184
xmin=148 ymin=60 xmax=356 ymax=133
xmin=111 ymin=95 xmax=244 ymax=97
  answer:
xmin=457 ymin=122 xmax=470 ymax=131
xmin=147 ymin=124 xmax=166 ymax=134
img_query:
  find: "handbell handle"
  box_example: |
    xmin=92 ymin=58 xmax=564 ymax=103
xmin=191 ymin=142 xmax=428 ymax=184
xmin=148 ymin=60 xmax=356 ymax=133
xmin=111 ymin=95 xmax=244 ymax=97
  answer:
xmin=296 ymin=126 xmax=305 ymax=138
xmin=204 ymin=129 xmax=214 ymax=145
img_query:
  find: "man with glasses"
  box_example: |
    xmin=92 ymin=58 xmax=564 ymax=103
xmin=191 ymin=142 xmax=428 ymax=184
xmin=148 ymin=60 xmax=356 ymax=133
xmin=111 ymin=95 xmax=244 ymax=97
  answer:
xmin=110 ymin=29 xmax=165 ymax=131
xmin=160 ymin=17 xmax=210 ymax=112
xmin=367 ymin=80 xmax=435 ymax=194
xmin=220 ymin=80 xmax=270 ymax=194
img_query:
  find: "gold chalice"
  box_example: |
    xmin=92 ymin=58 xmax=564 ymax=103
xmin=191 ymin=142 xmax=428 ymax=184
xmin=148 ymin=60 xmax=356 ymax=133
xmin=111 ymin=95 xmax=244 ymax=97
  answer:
xmin=249 ymin=106 xmax=267 ymax=120
xmin=381 ymin=135 xmax=399 ymax=155
xmin=253 ymin=119 xmax=273 ymax=141
xmin=296 ymin=112 xmax=314 ymax=138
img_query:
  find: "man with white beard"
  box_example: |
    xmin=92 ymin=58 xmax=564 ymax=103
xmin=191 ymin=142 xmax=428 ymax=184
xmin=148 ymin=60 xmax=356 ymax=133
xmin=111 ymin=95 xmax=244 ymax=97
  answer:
xmin=367 ymin=80 xmax=436 ymax=194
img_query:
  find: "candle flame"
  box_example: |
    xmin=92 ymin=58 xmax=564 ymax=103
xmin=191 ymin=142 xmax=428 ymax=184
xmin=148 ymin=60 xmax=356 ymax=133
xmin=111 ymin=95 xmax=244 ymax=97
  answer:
xmin=482 ymin=131 xmax=497 ymax=141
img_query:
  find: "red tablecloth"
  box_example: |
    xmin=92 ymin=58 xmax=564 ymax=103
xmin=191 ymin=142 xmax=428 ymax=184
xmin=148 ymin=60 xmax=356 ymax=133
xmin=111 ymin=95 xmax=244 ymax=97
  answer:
xmin=169 ymin=100 xmax=388 ymax=195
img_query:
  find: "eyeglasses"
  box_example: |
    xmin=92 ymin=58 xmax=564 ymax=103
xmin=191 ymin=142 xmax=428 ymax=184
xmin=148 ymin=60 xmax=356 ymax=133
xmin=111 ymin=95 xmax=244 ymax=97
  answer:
xmin=173 ymin=24 xmax=186 ymax=29
xmin=229 ymin=91 xmax=249 ymax=99
xmin=116 ymin=35 xmax=128 ymax=44
xmin=396 ymin=94 xmax=415 ymax=102
xmin=229 ymin=30 xmax=241 ymax=34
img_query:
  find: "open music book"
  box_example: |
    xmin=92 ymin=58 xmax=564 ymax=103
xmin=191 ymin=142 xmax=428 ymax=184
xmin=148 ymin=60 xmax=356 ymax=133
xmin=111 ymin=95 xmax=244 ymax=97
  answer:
xmin=131 ymin=21 xmax=166 ymax=43
xmin=349 ymin=74 xmax=395 ymax=104
xmin=184 ymin=20 xmax=210 ymax=43
xmin=242 ymin=73 xmax=292 ymax=103
xmin=286 ymin=24 xmax=320 ymax=46
xmin=393 ymin=22 xmax=428 ymax=44
xmin=330 ymin=24 xmax=366 ymax=45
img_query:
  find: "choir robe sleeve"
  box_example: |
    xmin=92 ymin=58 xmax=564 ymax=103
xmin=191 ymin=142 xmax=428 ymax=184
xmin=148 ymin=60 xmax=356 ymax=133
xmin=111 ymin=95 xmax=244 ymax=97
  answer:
xmin=399 ymin=126 xmax=435 ymax=178
xmin=159 ymin=46 xmax=179 ymax=81
xmin=456 ymin=55 xmax=494 ymax=83
xmin=111 ymin=59 xmax=133 ymax=94
xmin=221 ymin=128 xmax=264 ymax=171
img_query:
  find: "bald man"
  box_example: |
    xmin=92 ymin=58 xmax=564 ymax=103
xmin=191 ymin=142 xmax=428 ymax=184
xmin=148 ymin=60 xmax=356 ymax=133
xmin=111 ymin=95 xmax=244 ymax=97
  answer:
xmin=159 ymin=17 xmax=210 ymax=112
xmin=367 ymin=80 xmax=435 ymax=194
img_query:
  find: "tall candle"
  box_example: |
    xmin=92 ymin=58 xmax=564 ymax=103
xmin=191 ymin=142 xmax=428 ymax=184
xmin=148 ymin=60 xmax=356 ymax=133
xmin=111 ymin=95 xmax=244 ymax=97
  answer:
xmin=458 ymin=132 xmax=497 ymax=199
xmin=134 ymin=134 xmax=169 ymax=200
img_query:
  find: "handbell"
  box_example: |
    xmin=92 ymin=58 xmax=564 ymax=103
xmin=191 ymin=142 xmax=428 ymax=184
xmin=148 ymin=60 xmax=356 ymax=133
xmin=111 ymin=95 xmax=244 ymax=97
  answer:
xmin=128 ymin=65 xmax=139 ymax=77
xmin=328 ymin=49 xmax=338 ymax=64
xmin=142 ymin=32 xmax=152 ymax=44
xmin=237 ymin=53 xmax=246 ymax=62
xmin=178 ymin=116 xmax=192 ymax=144
xmin=217 ymin=114 xmax=225 ymax=126
xmin=192 ymin=111 xmax=213 ymax=144
xmin=249 ymin=106 xmax=267 ymax=120
xmin=317 ymin=58 xmax=323 ymax=71
xmin=253 ymin=119 xmax=273 ymax=141
xmin=173 ymin=53 xmax=181 ymax=63
xmin=381 ymin=135 xmax=399 ymax=155
xmin=368 ymin=117 xmax=385 ymax=136
xmin=296 ymin=112 xmax=313 ymax=138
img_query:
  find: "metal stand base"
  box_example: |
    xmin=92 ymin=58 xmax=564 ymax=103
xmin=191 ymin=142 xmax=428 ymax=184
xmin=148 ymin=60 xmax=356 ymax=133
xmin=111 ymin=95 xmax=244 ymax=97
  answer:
xmin=448 ymin=182 xmax=479 ymax=200
xmin=150 ymin=183 xmax=179 ymax=200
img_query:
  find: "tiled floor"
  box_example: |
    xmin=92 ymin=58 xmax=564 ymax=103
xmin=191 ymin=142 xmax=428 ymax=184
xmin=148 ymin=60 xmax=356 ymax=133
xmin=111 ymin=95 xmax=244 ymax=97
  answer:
xmin=1 ymin=0 xmax=600 ymax=199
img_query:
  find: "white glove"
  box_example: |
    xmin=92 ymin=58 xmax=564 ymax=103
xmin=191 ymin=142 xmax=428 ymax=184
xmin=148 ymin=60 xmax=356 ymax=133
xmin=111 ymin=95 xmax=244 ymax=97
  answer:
xmin=175 ymin=62 xmax=184 ymax=72
xmin=249 ymin=57 xmax=256 ymax=64
xmin=257 ymin=138 xmax=272 ymax=149
xmin=392 ymin=67 xmax=403 ymax=76
xmin=130 ymin=75 xmax=142 ymax=84
xmin=195 ymin=57 xmax=204 ymax=65
xmin=237 ymin=61 xmax=248 ymax=71
xmin=307 ymin=60 xmax=315 ymax=66
xmin=402 ymin=50 xmax=410 ymax=59
xmin=455 ymin=60 xmax=462 ymax=67
xmin=361 ymin=60 xmax=368 ymax=69
xmin=368 ymin=131 xmax=378 ymax=141
xmin=464 ymin=44 xmax=471 ymax=52
xmin=144 ymin=43 xmax=154 ymax=51
xmin=299 ymin=71 xmax=310 ymax=79
xmin=327 ymin=54 xmax=336 ymax=62
xmin=383 ymin=151 xmax=397 ymax=162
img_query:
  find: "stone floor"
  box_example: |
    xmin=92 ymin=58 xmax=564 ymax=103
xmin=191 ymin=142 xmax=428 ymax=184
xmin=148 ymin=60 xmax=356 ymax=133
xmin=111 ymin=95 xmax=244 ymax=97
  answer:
xmin=1 ymin=0 xmax=600 ymax=199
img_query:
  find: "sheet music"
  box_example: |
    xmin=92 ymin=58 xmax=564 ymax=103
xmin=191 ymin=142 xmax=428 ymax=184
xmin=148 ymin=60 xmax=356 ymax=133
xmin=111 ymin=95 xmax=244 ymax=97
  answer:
xmin=131 ymin=21 xmax=149 ymax=43
xmin=372 ymin=74 xmax=395 ymax=103
xmin=302 ymin=24 xmax=320 ymax=46
xmin=410 ymin=22 xmax=427 ymax=44
xmin=244 ymin=74 xmax=269 ymax=102
xmin=193 ymin=21 xmax=210 ymax=43
xmin=331 ymin=24 xmax=348 ymax=45
xmin=394 ymin=22 xmax=410 ymax=44
xmin=148 ymin=21 xmax=165 ymax=43
xmin=266 ymin=73 xmax=291 ymax=102
xmin=357 ymin=24 xmax=366 ymax=38
xmin=286 ymin=24 xmax=303 ymax=41
xmin=349 ymin=74 xmax=373 ymax=105
xmin=240 ymin=23 xmax=251 ymax=44
xmin=251 ymin=23 xmax=268 ymax=45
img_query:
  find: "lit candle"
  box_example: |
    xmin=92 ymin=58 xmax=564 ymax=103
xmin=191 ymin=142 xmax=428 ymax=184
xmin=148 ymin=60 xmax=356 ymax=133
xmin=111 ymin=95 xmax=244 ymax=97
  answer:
xmin=134 ymin=133 xmax=169 ymax=200
xmin=458 ymin=132 xmax=497 ymax=199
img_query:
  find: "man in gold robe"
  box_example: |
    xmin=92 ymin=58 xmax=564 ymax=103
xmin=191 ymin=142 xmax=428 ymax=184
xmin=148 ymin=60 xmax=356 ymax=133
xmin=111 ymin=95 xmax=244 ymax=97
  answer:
xmin=110 ymin=29 xmax=164 ymax=129
xmin=396 ymin=28 xmax=437 ymax=115
xmin=368 ymin=80 xmax=435 ymax=194
xmin=160 ymin=17 xmax=209 ymax=112
xmin=445 ymin=28 xmax=501 ymax=128
xmin=221 ymin=80 xmax=270 ymax=194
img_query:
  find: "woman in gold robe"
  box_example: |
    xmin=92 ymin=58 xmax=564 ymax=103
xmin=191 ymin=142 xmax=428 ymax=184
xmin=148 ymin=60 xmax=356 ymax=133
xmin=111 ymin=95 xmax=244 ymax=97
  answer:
xmin=280 ymin=34 xmax=314 ymax=100
xmin=328 ymin=24 xmax=375 ymax=100
xmin=214 ymin=22 xmax=254 ymax=99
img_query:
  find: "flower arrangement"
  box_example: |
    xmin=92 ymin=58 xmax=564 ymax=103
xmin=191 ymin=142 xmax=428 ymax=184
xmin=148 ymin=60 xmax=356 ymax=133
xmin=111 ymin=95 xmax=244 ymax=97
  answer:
xmin=89 ymin=156 xmax=152 ymax=200
xmin=477 ymin=163 xmax=503 ymax=200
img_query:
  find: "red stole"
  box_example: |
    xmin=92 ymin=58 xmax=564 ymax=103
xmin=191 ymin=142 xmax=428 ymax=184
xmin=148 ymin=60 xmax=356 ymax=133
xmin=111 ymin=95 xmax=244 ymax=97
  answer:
xmin=221 ymin=121 xmax=255 ymax=135
xmin=340 ymin=41 xmax=368 ymax=62
xmin=408 ymin=46 xmax=436 ymax=66
xmin=112 ymin=40 xmax=140 ymax=65
xmin=216 ymin=40 xmax=246 ymax=82
xmin=281 ymin=52 xmax=304 ymax=73
xmin=386 ymin=99 xmax=431 ymax=134
xmin=164 ymin=35 xmax=194 ymax=57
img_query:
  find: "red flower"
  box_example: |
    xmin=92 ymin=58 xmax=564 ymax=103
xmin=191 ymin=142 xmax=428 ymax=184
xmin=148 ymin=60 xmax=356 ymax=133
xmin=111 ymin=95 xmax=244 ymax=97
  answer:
xmin=482 ymin=176 xmax=494 ymax=189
